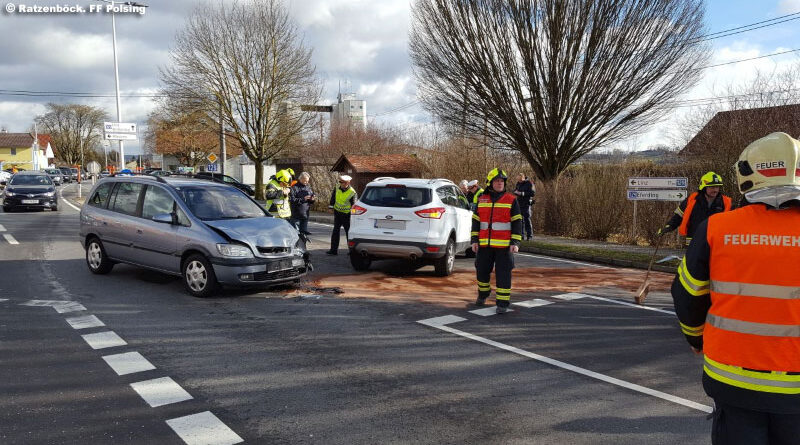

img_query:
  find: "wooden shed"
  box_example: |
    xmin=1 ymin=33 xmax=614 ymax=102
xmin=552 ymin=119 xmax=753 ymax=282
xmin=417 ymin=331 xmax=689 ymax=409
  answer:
xmin=330 ymin=154 xmax=427 ymax=193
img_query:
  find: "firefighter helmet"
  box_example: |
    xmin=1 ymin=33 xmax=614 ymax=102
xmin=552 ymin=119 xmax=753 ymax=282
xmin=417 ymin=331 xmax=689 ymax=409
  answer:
xmin=736 ymin=132 xmax=800 ymax=204
xmin=486 ymin=168 xmax=508 ymax=186
xmin=698 ymin=171 xmax=723 ymax=190
xmin=276 ymin=169 xmax=291 ymax=184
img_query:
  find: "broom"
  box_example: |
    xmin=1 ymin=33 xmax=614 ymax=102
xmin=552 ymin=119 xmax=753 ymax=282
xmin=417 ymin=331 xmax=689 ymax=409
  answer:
xmin=634 ymin=233 xmax=664 ymax=305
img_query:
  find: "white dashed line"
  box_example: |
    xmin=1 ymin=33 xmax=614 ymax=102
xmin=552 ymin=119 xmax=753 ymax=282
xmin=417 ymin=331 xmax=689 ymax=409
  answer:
xmin=469 ymin=306 xmax=514 ymax=316
xmin=52 ymin=301 xmax=87 ymax=314
xmin=513 ymin=298 xmax=554 ymax=308
xmin=0 ymin=298 xmax=8 ymax=302
xmin=130 ymin=377 xmax=193 ymax=407
xmin=551 ymin=292 xmax=591 ymax=300
xmin=102 ymin=352 xmax=156 ymax=376
xmin=417 ymin=315 xmax=712 ymax=413
xmin=65 ymin=314 xmax=105 ymax=329
xmin=0 ymin=224 xmax=5 ymax=231
xmin=3 ymin=234 xmax=19 ymax=245
xmin=166 ymin=411 xmax=244 ymax=445
xmin=81 ymin=331 xmax=128 ymax=349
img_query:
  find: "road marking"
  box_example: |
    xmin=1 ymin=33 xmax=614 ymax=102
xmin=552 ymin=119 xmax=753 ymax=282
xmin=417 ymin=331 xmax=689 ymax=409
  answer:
xmin=513 ymin=298 xmax=554 ymax=308
xmin=21 ymin=299 xmax=87 ymax=313
xmin=469 ymin=306 xmax=514 ymax=316
xmin=583 ymin=295 xmax=676 ymax=316
xmin=417 ymin=315 xmax=712 ymax=413
xmin=166 ymin=411 xmax=244 ymax=445
xmin=81 ymin=331 xmax=127 ymax=349
xmin=58 ymin=183 xmax=82 ymax=211
xmin=0 ymin=299 xmax=8 ymax=302
xmin=3 ymin=234 xmax=18 ymax=245
xmin=102 ymin=351 xmax=156 ymax=376
xmin=130 ymin=377 xmax=193 ymax=407
xmin=551 ymin=292 xmax=591 ymax=300
xmin=65 ymin=314 xmax=105 ymax=329
xmin=0 ymin=224 xmax=5 ymax=231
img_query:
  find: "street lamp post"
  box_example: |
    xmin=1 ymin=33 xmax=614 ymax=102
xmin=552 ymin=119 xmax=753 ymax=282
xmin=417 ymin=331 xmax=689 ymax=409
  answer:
xmin=96 ymin=0 xmax=148 ymax=171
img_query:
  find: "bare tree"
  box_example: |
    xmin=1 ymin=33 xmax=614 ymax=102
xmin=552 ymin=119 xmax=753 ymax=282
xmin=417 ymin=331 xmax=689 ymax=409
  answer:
xmin=160 ymin=0 xmax=322 ymax=199
xmin=144 ymin=107 xmax=241 ymax=170
xmin=34 ymin=103 xmax=108 ymax=165
xmin=409 ymin=0 xmax=709 ymax=232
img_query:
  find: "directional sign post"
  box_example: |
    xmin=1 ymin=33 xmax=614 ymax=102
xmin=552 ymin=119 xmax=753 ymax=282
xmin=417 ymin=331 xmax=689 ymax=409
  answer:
xmin=104 ymin=122 xmax=137 ymax=133
xmin=627 ymin=176 xmax=688 ymax=239
xmin=628 ymin=177 xmax=688 ymax=189
xmin=104 ymin=133 xmax=137 ymax=141
xmin=627 ymin=189 xmax=687 ymax=201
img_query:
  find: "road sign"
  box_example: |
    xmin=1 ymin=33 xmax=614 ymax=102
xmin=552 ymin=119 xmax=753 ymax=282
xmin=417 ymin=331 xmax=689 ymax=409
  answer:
xmin=627 ymin=189 xmax=687 ymax=201
xmin=104 ymin=133 xmax=138 ymax=141
xmin=627 ymin=177 xmax=688 ymax=189
xmin=206 ymin=153 xmax=218 ymax=164
xmin=104 ymin=122 xmax=137 ymax=133
xmin=86 ymin=161 xmax=101 ymax=174
xmin=206 ymin=163 xmax=218 ymax=172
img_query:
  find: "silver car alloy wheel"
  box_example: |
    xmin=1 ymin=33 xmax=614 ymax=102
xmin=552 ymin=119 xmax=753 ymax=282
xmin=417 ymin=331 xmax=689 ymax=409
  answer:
xmin=88 ymin=242 xmax=102 ymax=269
xmin=186 ymin=260 xmax=207 ymax=292
xmin=446 ymin=242 xmax=454 ymax=272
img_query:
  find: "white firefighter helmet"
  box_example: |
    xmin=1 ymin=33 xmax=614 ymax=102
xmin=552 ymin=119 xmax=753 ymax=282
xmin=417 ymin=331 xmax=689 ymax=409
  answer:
xmin=736 ymin=132 xmax=800 ymax=207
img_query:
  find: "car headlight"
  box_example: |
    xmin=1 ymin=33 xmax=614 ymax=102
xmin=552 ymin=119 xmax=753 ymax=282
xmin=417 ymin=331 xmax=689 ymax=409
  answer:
xmin=44 ymin=191 xmax=55 ymax=197
xmin=216 ymin=243 xmax=254 ymax=258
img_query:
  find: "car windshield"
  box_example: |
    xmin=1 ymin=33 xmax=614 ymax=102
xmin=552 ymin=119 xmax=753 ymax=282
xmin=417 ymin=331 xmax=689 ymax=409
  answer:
xmin=176 ymin=186 xmax=265 ymax=221
xmin=360 ymin=185 xmax=432 ymax=208
xmin=10 ymin=175 xmax=53 ymax=186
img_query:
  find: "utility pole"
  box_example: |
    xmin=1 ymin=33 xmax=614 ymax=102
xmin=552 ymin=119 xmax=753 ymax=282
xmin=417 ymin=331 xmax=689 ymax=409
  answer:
xmin=219 ymin=102 xmax=226 ymax=176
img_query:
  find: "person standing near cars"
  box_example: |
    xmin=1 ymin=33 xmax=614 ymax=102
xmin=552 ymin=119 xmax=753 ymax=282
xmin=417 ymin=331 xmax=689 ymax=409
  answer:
xmin=290 ymin=172 xmax=314 ymax=235
xmin=327 ymin=175 xmax=357 ymax=255
xmin=513 ymin=173 xmax=535 ymax=240
xmin=671 ymin=132 xmax=800 ymax=444
xmin=465 ymin=179 xmax=483 ymax=210
xmin=265 ymin=169 xmax=292 ymax=219
xmin=472 ymin=168 xmax=523 ymax=314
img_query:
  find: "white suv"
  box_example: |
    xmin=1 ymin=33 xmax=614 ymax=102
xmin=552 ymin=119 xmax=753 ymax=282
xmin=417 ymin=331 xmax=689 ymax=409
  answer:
xmin=347 ymin=178 xmax=473 ymax=276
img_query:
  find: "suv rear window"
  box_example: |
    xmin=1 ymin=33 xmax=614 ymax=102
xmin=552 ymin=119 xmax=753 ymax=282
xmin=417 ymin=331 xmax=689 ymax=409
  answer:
xmin=361 ymin=185 xmax=432 ymax=208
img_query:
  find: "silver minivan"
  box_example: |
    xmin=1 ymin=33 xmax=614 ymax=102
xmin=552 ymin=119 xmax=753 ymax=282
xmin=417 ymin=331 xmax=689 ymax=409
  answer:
xmin=79 ymin=175 xmax=310 ymax=297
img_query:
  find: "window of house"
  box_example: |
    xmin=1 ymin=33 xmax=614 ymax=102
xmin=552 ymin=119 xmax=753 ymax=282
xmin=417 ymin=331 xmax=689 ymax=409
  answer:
xmin=10 ymin=148 xmax=17 ymax=155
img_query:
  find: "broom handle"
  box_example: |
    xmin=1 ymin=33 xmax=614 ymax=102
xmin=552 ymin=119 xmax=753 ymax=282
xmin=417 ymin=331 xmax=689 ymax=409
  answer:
xmin=643 ymin=235 xmax=663 ymax=283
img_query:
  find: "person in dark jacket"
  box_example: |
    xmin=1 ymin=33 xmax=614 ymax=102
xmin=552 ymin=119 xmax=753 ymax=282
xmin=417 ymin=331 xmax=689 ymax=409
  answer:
xmin=513 ymin=173 xmax=534 ymax=240
xmin=290 ymin=172 xmax=314 ymax=235
xmin=659 ymin=171 xmax=733 ymax=245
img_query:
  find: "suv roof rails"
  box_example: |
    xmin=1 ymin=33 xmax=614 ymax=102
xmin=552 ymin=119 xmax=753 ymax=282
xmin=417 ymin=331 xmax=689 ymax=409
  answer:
xmin=373 ymin=176 xmax=396 ymax=181
xmin=427 ymin=178 xmax=454 ymax=184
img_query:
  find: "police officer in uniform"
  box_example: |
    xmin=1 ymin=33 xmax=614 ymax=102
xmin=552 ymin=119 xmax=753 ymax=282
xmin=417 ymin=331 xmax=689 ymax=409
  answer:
xmin=671 ymin=132 xmax=800 ymax=444
xmin=471 ymin=168 xmax=523 ymax=314
xmin=327 ymin=174 xmax=357 ymax=255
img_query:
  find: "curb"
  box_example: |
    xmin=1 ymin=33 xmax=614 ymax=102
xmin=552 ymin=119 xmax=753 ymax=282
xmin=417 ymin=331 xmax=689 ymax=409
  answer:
xmin=309 ymin=213 xmax=678 ymax=273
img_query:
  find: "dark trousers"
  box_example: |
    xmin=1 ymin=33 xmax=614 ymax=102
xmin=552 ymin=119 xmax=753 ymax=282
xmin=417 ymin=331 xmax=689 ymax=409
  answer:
xmin=520 ymin=205 xmax=533 ymax=239
xmin=475 ymin=247 xmax=514 ymax=307
xmin=291 ymin=217 xmax=309 ymax=234
xmin=711 ymin=402 xmax=800 ymax=445
xmin=330 ymin=211 xmax=350 ymax=252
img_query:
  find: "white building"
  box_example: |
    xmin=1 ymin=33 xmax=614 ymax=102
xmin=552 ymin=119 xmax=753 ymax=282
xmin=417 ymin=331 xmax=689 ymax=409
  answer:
xmin=331 ymin=92 xmax=366 ymax=130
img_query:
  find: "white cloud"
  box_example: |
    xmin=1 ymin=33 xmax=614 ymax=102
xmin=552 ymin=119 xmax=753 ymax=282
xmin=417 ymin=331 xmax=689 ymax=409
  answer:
xmin=778 ymin=0 xmax=800 ymax=13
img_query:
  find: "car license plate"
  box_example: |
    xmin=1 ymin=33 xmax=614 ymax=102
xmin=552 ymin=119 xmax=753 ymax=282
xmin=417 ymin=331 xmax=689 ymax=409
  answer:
xmin=375 ymin=219 xmax=405 ymax=230
xmin=268 ymin=259 xmax=292 ymax=272
xmin=22 ymin=199 xmax=38 ymax=204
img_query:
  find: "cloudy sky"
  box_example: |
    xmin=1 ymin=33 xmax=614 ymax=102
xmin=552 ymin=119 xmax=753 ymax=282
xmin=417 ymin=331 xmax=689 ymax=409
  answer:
xmin=1 ymin=0 xmax=799 ymax=154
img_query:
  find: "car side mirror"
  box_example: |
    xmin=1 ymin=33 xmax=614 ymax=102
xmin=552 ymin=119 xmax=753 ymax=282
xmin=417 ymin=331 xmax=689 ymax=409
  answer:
xmin=152 ymin=213 xmax=175 ymax=225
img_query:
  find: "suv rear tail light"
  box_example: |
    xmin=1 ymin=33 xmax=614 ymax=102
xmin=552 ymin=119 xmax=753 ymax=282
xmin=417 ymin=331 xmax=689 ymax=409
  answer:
xmin=351 ymin=205 xmax=367 ymax=215
xmin=415 ymin=207 xmax=446 ymax=219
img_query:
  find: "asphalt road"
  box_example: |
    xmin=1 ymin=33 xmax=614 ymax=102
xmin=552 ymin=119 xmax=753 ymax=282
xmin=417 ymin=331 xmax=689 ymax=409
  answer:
xmin=0 ymin=182 xmax=712 ymax=444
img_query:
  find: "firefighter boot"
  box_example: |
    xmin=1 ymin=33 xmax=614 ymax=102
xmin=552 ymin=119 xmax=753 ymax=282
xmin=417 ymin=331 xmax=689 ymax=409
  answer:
xmin=476 ymin=281 xmax=491 ymax=306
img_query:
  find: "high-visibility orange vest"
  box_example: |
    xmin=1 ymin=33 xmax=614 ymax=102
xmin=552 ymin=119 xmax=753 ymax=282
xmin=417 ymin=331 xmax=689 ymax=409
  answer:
xmin=678 ymin=192 xmax=732 ymax=236
xmin=477 ymin=192 xmax=515 ymax=248
xmin=704 ymin=204 xmax=800 ymax=393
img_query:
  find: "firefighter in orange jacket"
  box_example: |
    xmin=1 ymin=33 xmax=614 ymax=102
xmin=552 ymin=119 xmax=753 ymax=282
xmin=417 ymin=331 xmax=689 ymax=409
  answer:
xmin=671 ymin=132 xmax=800 ymax=444
xmin=471 ymin=168 xmax=523 ymax=314
xmin=660 ymin=171 xmax=733 ymax=245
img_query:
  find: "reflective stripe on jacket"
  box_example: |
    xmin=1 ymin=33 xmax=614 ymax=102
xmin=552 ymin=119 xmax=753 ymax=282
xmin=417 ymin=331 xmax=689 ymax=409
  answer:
xmin=476 ymin=192 xmax=517 ymax=248
xmin=334 ymin=187 xmax=356 ymax=214
xmin=703 ymin=204 xmax=800 ymax=393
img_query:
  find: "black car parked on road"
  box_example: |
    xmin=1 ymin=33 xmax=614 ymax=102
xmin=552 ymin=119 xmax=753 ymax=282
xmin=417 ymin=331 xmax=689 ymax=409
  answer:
xmin=194 ymin=172 xmax=255 ymax=196
xmin=1 ymin=171 xmax=58 ymax=212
